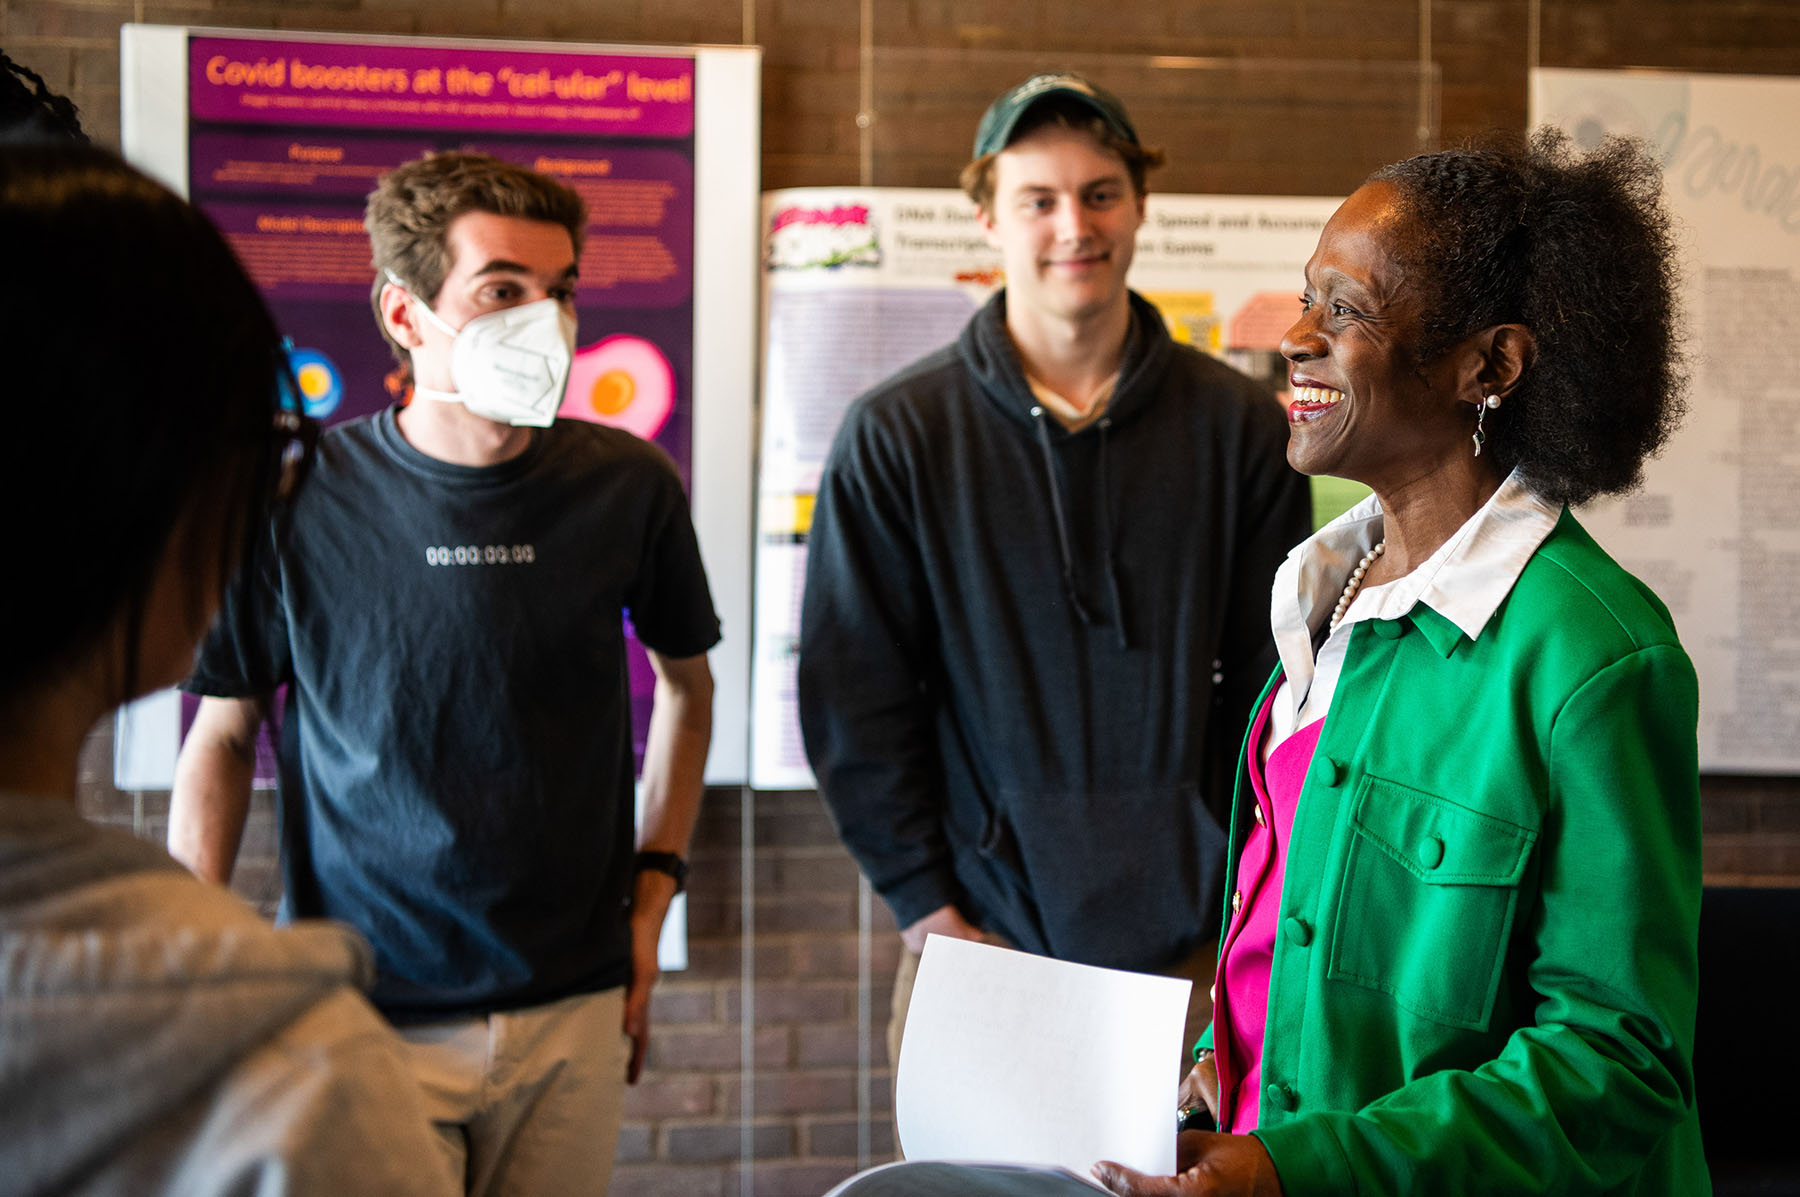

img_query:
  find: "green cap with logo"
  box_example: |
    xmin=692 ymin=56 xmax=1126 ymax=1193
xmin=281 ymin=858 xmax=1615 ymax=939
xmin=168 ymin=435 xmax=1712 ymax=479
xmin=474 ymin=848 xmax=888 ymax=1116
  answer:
xmin=972 ymin=73 xmax=1140 ymax=159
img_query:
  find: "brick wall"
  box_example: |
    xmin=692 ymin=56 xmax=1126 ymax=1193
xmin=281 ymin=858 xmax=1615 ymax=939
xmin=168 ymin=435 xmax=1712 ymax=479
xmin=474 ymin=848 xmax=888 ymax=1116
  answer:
xmin=607 ymin=789 xmax=906 ymax=1196
xmin=25 ymin=0 xmax=1800 ymax=1193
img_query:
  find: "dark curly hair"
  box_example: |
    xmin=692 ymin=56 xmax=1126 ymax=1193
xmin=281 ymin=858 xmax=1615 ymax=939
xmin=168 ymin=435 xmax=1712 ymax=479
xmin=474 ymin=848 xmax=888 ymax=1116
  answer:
xmin=1368 ymin=128 xmax=1686 ymax=506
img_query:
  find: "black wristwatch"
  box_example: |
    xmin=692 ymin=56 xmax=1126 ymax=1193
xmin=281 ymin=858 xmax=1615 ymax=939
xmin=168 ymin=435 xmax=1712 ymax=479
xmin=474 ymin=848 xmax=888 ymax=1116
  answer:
xmin=633 ymin=850 xmax=689 ymax=893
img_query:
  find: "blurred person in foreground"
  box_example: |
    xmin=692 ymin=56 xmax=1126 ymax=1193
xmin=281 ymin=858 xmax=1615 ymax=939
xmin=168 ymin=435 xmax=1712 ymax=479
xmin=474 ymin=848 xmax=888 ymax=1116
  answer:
xmin=835 ymin=129 xmax=1706 ymax=1196
xmin=0 ymin=142 xmax=456 ymax=1195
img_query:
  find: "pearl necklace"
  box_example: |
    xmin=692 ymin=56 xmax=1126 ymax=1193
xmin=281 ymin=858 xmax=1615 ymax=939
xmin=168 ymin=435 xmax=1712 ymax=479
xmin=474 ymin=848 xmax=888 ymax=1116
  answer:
xmin=1328 ymin=540 xmax=1386 ymax=633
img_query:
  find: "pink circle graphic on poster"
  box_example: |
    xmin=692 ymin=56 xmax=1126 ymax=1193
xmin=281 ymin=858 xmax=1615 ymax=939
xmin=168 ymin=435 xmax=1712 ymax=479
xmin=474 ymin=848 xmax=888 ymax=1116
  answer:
xmin=559 ymin=334 xmax=676 ymax=440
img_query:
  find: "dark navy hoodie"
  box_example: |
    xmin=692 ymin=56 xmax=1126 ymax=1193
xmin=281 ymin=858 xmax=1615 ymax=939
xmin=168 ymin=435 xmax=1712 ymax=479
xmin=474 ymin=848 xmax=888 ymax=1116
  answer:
xmin=799 ymin=290 xmax=1312 ymax=970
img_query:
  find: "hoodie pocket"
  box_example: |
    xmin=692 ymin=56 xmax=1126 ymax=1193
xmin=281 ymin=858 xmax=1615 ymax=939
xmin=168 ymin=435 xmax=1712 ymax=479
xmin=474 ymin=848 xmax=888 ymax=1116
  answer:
xmin=1000 ymin=782 xmax=1225 ymax=970
xmin=1328 ymin=777 xmax=1536 ymax=1030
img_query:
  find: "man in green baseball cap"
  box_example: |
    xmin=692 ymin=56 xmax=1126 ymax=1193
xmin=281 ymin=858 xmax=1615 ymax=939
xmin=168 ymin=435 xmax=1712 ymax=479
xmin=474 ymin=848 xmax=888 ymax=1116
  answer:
xmin=800 ymin=68 xmax=1311 ymax=1126
xmin=971 ymin=72 xmax=1141 ymax=160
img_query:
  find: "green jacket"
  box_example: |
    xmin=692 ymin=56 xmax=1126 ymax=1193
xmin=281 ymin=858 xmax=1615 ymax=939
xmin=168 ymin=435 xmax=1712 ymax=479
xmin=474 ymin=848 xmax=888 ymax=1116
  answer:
xmin=1205 ymin=511 xmax=1708 ymax=1194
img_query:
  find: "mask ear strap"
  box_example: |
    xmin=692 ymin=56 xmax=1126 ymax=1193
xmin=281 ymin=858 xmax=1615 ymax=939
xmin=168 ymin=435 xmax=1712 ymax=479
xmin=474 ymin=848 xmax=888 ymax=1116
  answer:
xmin=385 ymin=271 xmax=461 ymax=339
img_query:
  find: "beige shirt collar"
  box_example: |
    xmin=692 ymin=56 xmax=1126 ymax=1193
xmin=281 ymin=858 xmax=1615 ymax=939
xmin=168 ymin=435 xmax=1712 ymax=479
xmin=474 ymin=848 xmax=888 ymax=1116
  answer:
xmin=1025 ymin=369 xmax=1120 ymax=432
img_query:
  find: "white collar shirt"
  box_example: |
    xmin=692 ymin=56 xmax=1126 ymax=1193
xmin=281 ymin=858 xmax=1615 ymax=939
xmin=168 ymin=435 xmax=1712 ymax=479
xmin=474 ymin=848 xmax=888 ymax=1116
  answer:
xmin=1263 ymin=469 xmax=1562 ymax=756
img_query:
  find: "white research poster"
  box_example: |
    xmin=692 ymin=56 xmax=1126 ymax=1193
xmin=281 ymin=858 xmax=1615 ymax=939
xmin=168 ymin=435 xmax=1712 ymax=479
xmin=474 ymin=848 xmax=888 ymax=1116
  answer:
xmin=750 ymin=187 xmax=1342 ymax=789
xmin=1534 ymin=68 xmax=1800 ymax=773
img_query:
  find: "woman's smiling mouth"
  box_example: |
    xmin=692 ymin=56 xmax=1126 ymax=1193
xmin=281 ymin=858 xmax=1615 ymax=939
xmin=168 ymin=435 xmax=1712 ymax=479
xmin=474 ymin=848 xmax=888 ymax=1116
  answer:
xmin=1288 ymin=385 xmax=1346 ymax=423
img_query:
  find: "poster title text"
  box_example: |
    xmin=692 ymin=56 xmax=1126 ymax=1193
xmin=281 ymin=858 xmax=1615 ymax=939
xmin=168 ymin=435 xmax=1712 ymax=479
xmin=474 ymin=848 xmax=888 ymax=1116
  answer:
xmin=202 ymin=56 xmax=692 ymax=105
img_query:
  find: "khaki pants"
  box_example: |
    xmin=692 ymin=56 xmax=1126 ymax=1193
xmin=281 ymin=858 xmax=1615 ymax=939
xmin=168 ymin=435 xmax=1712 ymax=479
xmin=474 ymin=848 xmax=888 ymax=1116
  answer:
xmin=397 ymin=986 xmax=630 ymax=1196
xmin=887 ymin=937 xmax=1217 ymax=1152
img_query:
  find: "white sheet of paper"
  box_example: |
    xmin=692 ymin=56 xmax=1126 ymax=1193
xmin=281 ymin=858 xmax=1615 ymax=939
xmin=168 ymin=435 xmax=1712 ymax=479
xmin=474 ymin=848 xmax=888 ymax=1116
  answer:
xmin=895 ymin=935 xmax=1192 ymax=1180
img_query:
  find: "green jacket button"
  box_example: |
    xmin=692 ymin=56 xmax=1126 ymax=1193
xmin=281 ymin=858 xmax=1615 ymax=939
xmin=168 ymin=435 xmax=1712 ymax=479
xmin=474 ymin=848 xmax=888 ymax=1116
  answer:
xmin=1372 ymin=619 xmax=1407 ymax=640
xmin=1284 ymin=916 xmax=1313 ymax=946
xmin=1317 ymin=758 xmax=1344 ymax=786
xmin=1265 ymin=1082 xmax=1296 ymax=1111
xmin=1419 ymin=835 xmax=1445 ymax=869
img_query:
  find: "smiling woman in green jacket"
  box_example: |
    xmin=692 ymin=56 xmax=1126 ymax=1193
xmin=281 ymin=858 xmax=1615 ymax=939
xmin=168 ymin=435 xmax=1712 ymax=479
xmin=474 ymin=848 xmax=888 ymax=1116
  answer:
xmin=1094 ymin=130 xmax=1707 ymax=1196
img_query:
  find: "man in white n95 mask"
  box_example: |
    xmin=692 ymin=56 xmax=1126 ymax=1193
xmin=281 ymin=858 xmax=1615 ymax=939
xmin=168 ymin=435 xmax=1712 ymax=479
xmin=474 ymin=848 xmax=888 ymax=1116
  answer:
xmin=170 ymin=150 xmax=721 ymax=1197
xmin=394 ymin=272 xmax=577 ymax=427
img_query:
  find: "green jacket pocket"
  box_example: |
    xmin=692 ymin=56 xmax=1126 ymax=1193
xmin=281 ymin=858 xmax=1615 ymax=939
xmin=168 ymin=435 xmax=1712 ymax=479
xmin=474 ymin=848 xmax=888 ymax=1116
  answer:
xmin=1327 ymin=778 xmax=1537 ymax=1030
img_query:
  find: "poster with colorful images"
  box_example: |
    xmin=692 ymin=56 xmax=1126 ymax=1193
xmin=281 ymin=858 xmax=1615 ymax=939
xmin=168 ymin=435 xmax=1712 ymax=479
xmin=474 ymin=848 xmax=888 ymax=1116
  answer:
xmin=750 ymin=187 xmax=1345 ymax=789
xmin=181 ymin=36 xmax=699 ymax=442
xmin=117 ymin=27 xmax=756 ymax=800
xmin=1534 ymin=68 xmax=1800 ymax=773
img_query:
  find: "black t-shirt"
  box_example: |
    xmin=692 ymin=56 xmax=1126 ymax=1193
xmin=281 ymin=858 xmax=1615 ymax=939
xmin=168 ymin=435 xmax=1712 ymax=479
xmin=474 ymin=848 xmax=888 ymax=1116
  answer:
xmin=186 ymin=407 xmax=720 ymax=1022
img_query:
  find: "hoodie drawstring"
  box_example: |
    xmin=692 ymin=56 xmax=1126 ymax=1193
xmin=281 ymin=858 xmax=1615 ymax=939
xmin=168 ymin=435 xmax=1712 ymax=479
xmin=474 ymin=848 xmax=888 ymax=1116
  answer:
xmin=1096 ymin=417 xmax=1129 ymax=650
xmin=1031 ymin=406 xmax=1095 ymax=628
xmin=1031 ymin=406 xmax=1128 ymax=648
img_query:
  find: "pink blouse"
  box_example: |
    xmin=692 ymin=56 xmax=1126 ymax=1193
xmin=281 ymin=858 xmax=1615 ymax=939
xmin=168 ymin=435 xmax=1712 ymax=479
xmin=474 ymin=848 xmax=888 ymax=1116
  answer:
xmin=1211 ymin=683 xmax=1323 ymax=1134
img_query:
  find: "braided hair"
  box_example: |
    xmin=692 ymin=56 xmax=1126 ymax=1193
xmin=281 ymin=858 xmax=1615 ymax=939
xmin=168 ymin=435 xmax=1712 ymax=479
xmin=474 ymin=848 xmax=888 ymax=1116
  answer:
xmin=1 ymin=49 xmax=87 ymax=142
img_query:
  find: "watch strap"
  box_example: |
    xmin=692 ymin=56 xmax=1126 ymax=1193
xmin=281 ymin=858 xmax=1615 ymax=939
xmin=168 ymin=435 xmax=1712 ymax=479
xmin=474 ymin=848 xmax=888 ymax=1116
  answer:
xmin=633 ymin=850 xmax=689 ymax=893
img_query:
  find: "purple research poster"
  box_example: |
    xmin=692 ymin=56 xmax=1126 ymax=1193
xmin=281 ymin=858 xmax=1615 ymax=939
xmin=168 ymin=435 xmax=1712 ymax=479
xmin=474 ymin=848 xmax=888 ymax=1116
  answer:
xmin=186 ymin=32 xmax=702 ymax=765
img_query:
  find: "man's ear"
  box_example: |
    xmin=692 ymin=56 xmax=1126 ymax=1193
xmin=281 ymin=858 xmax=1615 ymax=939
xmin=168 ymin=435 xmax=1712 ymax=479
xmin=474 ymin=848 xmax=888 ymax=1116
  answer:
xmin=975 ymin=204 xmax=1001 ymax=250
xmin=1477 ymin=323 xmax=1538 ymax=401
xmin=379 ymin=281 xmax=424 ymax=349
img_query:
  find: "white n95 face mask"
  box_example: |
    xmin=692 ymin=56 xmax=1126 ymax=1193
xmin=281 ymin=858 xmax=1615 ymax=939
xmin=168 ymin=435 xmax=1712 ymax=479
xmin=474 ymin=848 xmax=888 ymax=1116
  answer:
xmin=404 ymin=289 xmax=577 ymax=427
